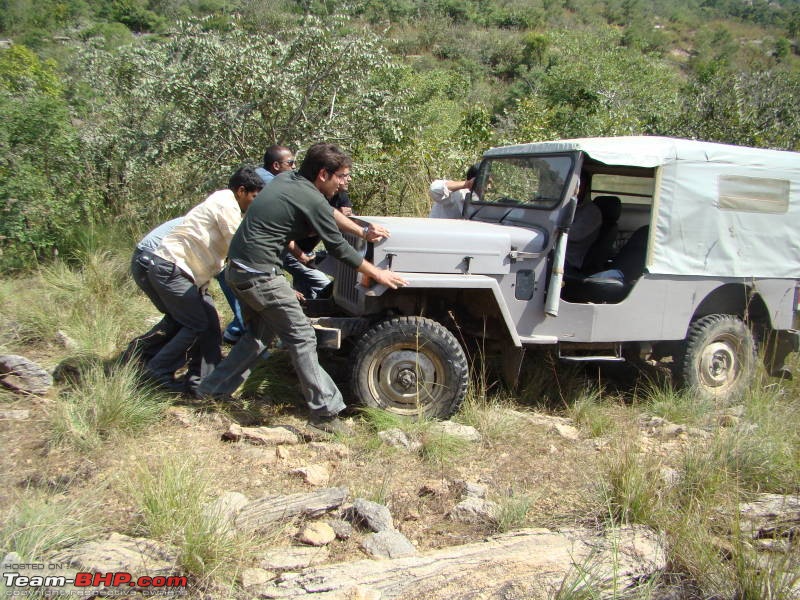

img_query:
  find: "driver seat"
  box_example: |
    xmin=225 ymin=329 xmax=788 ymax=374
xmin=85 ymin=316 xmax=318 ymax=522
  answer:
xmin=581 ymin=195 xmax=621 ymax=274
xmin=563 ymin=226 xmax=649 ymax=304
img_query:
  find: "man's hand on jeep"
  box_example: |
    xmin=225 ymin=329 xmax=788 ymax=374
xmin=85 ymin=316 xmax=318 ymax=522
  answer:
xmin=366 ymin=223 xmax=390 ymax=242
xmin=372 ymin=268 xmax=408 ymax=290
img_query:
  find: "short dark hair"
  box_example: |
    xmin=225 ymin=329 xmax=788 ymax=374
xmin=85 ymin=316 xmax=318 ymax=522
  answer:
xmin=228 ymin=166 xmax=264 ymax=193
xmin=298 ymin=143 xmax=352 ymax=181
xmin=263 ymin=145 xmax=292 ymax=170
xmin=466 ymin=162 xmax=481 ymax=181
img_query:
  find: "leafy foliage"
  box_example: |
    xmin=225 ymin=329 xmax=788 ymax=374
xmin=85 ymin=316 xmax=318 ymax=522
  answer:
xmin=676 ymin=68 xmax=800 ymax=150
xmin=495 ymin=28 xmax=683 ymax=142
xmin=70 ymin=16 xmax=417 ymax=224
xmin=0 ymin=45 xmax=100 ymax=269
xmin=0 ymin=0 xmax=798 ymax=268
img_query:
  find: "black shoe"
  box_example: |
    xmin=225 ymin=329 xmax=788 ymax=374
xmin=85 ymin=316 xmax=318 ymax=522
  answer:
xmin=307 ymin=414 xmax=355 ymax=437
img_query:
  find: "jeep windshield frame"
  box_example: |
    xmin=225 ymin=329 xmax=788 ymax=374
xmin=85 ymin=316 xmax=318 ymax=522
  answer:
xmin=469 ymin=152 xmax=577 ymax=211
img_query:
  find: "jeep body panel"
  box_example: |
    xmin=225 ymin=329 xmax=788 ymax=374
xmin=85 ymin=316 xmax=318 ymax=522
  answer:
xmin=543 ymin=276 xmax=797 ymax=342
xmin=367 ymin=216 xmax=547 ymax=275
xmin=315 ymin=136 xmax=800 ymax=415
xmin=364 ymin=272 xmax=526 ymax=346
xmin=356 ymin=271 xmax=795 ymax=345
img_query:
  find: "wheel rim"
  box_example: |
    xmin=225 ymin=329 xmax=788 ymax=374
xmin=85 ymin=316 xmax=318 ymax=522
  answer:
xmin=698 ymin=336 xmax=741 ymax=391
xmin=365 ymin=342 xmax=447 ymax=415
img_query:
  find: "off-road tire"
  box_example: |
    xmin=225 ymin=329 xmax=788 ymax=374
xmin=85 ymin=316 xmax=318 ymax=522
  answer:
xmin=351 ymin=316 xmax=468 ymax=419
xmin=678 ymin=314 xmax=756 ymax=401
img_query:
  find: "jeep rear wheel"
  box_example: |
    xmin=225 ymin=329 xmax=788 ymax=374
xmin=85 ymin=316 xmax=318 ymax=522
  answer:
xmin=679 ymin=314 xmax=756 ymax=400
xmin=352 ymin=316 xmax=468 ymax=419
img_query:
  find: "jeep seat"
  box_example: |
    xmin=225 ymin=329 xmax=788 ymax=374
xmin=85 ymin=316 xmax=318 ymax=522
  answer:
xmin=562 ymin=226 xmax=649 ymax=304
xmin=581 ymin=195 xmax=621 ymax=274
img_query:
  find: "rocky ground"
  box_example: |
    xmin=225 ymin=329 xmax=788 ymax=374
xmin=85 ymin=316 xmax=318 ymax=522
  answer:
xmin=1 ymin=351 xmax=798 ymax=599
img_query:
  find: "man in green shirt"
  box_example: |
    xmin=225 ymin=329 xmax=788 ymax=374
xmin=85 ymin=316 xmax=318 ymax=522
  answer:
xmin=219 ymin=143 xmax=407 ymax=434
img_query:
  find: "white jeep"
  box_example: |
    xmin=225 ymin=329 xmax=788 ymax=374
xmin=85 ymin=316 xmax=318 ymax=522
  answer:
xmin=309 ymin=136 xmax=800 ymax=418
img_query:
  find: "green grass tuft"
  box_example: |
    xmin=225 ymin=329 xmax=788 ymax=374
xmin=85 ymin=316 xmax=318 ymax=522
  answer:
xmin=600 ymin=442 xmax=663 ymax=526
xmin=359 ymin=406 xmax=408 ymax=433
xmin=129 ymin=456 xmax=251 ymax=581
xmin=0 ymin=492 xmax=95 ymax=561
xmin=50 ymin=361 xmax=168 ymax=451
xmin=567 ymin=385 xmax=621 ymax=438
xmin=640 ymin=379 xmax=715 ymax=427
xmin=457 ymin=388 xmax=522 ymax=443
xmin=492 ymin=491 xmax=536 ymax=533
xmin=419 ymin=428 xmax=471 ymax=465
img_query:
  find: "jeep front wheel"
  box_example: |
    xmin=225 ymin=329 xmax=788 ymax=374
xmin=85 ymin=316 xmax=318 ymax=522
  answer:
xmin=679 ymin=314 xmax=756 ymax=400
xmin=352 ymin=316 xmax=468 ymax=419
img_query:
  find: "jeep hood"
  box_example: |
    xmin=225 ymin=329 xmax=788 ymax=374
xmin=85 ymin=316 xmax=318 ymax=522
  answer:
xmin=362 ymin=216 xmax=546 ymax=275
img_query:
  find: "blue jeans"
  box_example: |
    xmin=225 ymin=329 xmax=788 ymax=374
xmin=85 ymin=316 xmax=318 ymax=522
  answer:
xmin=205 ymin=263 xmax=345 ymax=416
xmin=216 ymin=272 xmax=245 ymax=340
xmin=281 ymin=250 xmax=331 ymax=299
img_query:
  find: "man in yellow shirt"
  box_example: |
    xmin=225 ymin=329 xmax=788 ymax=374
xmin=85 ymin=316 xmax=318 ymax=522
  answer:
xmin=144 ymin=167 xmax=263 ymax=394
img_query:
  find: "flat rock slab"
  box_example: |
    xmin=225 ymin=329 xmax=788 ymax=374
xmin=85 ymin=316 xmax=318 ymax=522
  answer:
xmin=236 ymin=487 xmax=349 ymax=533
xmin=35 ymin=533 xmax=181 ymax=598
xmin=0 ymin=409 xmax=31 ymax=420
xmin=56 ymin=532 xmax=179 ymax=576
xmin=291 ymin=465 xmax=331 ymax=487
xmin=738 ymin=493 xmax=800 ymax=539
xmin=224 ymin=423 xmax=301 ymax=446
xmin=252 ymin=525 xmax=664 ymax=599
xmin=449 ymin=496 xmax=499 ymax=524
xmin=347 ymin=498 xmax=394 ymax=533
xmin=0 ymin=354 xmax=52 ymax=395
xmin=427 ymin=421 xmax=481 ymax=443
xmin=260 ymin=546 xmax=331 ymax=570
xmin=360 ymin=530 xmax=418 ymax=559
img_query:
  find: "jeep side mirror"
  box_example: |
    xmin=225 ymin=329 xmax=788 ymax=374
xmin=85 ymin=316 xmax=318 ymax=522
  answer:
xmin=558 ymin=197 xmax=577 ymax=231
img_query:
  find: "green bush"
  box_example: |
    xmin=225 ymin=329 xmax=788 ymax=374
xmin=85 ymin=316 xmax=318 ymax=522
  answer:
xmin=0 ymin=45 xmax=102 ymax=271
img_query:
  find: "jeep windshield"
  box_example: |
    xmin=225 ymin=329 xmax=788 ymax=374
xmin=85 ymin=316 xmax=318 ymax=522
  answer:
xmin=471 ymin=153 xmax=575 ymax=210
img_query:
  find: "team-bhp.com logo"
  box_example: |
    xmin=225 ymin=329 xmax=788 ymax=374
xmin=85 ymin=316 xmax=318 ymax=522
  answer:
xmin=3 ymin=569 xmax=188 ymax=596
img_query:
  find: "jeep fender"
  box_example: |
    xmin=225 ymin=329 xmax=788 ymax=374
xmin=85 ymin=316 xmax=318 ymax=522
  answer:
xmin=362 ymin=272 xmax=522 ymax=347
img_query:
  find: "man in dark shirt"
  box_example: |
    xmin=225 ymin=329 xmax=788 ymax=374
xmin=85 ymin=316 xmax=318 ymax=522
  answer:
xmin=207 ymin=143 xmax=406 ymax=434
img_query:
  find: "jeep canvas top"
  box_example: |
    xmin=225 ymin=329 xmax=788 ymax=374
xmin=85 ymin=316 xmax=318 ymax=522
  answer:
xmin=480 ymin=136 xmax=800 ymax=279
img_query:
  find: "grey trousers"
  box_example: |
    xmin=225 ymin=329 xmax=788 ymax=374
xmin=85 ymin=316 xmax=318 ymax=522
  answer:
xmin=125 ymin=249 xmax=181 ymax=364
xmin=196 ymin=331 xmax=267 ymax=397
xmin=212 ymin=262 xmax=345 ymax=417
xmin=145 ymin=255 xmax=221 ymax=388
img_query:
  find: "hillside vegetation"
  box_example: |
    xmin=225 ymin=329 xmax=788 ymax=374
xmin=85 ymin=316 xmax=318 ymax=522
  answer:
xmin=1 ymin=2 xmax=800 ymax=598
xmin=1 ymin=0 xmax=800 ymax=270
